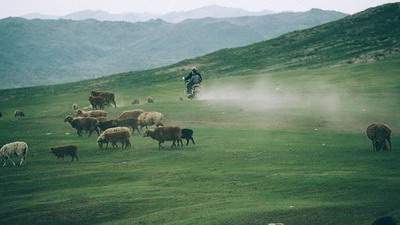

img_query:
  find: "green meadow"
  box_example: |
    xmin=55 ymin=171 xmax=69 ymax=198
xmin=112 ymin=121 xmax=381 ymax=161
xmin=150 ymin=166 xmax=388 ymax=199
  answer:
xmin=1 ymin=56 xmax=399 ymax=225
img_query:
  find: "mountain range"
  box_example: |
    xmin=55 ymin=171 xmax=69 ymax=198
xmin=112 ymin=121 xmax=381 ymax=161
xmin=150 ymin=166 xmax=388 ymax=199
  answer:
xmin=0 ymin=9 xmax=346 ymax=89
xmin=21 ymin=5 xmax=275 ymax=23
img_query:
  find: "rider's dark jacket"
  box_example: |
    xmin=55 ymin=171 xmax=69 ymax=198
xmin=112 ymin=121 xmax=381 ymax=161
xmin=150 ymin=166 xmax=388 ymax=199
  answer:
xmin=185 ymin=70 xmax=203 ymax=84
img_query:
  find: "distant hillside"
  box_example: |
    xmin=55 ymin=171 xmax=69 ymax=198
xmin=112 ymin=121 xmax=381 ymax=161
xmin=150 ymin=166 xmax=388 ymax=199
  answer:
xmin=99 ymin=3 xmax=399 ymax=86
xmin=21 ymin=5 xmax=275 ymax=23
xmin=0 ymin=9 xmax=346 ymax=89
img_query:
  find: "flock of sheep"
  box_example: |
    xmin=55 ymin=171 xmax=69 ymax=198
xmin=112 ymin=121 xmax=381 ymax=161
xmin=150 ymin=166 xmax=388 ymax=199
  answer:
xmin=0 ymin=90 xmax=394 ymax=167
xmin=0 ymin=91 xmax=195 ymax=166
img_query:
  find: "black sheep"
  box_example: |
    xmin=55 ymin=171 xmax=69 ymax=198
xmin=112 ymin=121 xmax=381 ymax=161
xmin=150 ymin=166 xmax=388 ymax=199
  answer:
xmin=181 ymin=129 xmax=195 ymax=146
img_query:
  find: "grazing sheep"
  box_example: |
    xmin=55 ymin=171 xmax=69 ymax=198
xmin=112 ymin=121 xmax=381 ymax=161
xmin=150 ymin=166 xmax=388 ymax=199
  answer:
xmin=144 ymin=126 xmax=183 ymax=150
xmin=367 ymin=123 xmax=392 ymax=152
xmin=0 ymin=141 xmax=28 ymax=167
xmin=116 ymin=118 xmax=141 ymax=134
xmin=181 ymin=129 xmax=195 ymax=146
xmin=98 ymin=119 xmax=118 ymax=132
xmin=97 ymin=127 xmax=131 ymax=149
xmin=118 ymin=109 xmax=144 ymax=120
xmin=76 ymin=109 xmax=107 ymax=118
xmin=147 ymin=97 xmax=154 ymax=103
xmin=89 ymin=96 xmax=106 ymax=110
xmin=64 ymin=116 xmax=100 ymax=137
xmin=179 ymin=97 xmax=184 ymax=101
xmin=96 ymin=116 xmax=108 ymax=122
xmin=138 ymin=111 xmax=164 ymax=130
xmin=0 ymin=112 xmax=2 ymax=118
xmin=50 ymin=145 xmax=79 ymax=162
xmin=91 ymin=91 xmax=117 ymax=108
xmin=14 ymin=110 xmax=25 ymax=118
xmin=72 ymin=103 xmax=79 ymax=110
xmin=132 ymin=99 xmax=140 ymax=105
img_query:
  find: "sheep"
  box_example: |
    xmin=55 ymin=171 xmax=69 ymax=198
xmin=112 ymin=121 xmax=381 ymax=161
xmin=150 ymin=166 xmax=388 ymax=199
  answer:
xmin=0 ymin=112 xmax=2 ymax=118
xmin=14 ymin=110 xmax=25 ymax=118
xmin=118 ymin=109 xmax=144 ymax=120
xmin=72 ymin=103 xmax=79 ymax=110
xmin=116 ymin=118 xmax=141 ymax=134
xmin=91 ymin=91 xmax=117 ymax=108
xmin=179 ymin=97 xmax=184 ymax=101
xmin=181 ymin=129 xmax=196 ymax=146
xmin=147 ymin=97 xmax=154 ymax=103
xmin=98 ymin=119 xmax=118 ymax=132
xmin=143 ymin=126 xmax=183 ymax=150
xmin=97 ymin=127 xmax=131 ymax=149
xmin=138 ymin=111 xmax=164 ymax=130
xmin=0 ymin=141 xmax=28 ymax=167
xmin=76 ymin=109 xmax=107 ymax=118
xmin=132 ymin=99 xmax=140 ymax=105
xmin=367 ymin=123 xmax=392 ymax=152
xmin=49 ymin=145 xmax=79 ymax=162
xmin=64 ymin=116 xmax=100 ymax=137
xmin=89 ymin=96 xmax=106 ymax=110
xmin=96 ymin=116 xmax=108 ymax=122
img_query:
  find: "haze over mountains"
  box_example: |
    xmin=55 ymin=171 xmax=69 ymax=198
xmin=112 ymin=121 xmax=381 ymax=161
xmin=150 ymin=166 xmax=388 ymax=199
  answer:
xmin=21 ymin=5 xmax=275 ymax=23
xmin=0 ymin=9 xmax=346 ymax=89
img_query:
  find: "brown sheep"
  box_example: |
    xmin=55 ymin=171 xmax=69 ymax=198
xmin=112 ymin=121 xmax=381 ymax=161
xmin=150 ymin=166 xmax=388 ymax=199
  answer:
xmin=117 ymin=118 xmax=141 ymax=134
xmin=91 ymin=91 xmax=117 ymax=108
xmin=132 ymin=99 xmax=140 ymax=105
xmin=50 ymin=145 xmax=79 ymax=162
xmin=97 ymin=127 xmax=131 ymax=149
xmin=76 ymin=109 xmax=107 ymax=118
xmin=64 ymin=116 xmax=100 ymax=137
xmin=89 ymin=96 xmax=106 ymax=110
xmin=367 ymin=123 xmax=392 ymax=152
xmin=144 ymin=126 xmax=183 ymax=150
xmin=118 ymin=109 xmax=144 ymax=120
xmin=147 ymin=97 xmax=154 ymax=103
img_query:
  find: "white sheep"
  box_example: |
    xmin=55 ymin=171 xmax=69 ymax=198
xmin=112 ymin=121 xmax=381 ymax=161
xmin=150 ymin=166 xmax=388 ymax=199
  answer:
xmin=76 ymin=109 xmax=108 ymax=118
xmin=97 ymin=127 xmax=132 ymax=149
xmin=0 ymin=141 xmax=29 ymax=167
xmin=138 ymin=111 xmax=164 ymax=130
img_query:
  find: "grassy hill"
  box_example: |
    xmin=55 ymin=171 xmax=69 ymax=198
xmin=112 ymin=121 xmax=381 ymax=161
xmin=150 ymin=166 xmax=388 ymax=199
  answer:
xmin=0 ymin=3 xmax=399 ymax=225
xmin=0 ymin=9 xmax=346 ymax=89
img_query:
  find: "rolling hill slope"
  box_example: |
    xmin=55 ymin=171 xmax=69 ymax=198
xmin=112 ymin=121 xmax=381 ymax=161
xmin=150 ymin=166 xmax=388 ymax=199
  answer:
xmin=0 ymin=9 xmax=346 ymax=89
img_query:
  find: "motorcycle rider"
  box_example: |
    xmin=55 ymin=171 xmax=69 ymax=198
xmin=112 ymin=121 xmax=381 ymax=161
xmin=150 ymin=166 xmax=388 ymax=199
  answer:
xmin=184 ymin=67 xmax=203 ymax=95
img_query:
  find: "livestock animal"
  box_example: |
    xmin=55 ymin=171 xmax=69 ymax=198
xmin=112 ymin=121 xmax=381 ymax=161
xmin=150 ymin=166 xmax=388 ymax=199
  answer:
xmin=117 ymin=118 xmax=141 ymax=134
xmin=76 ymin=109 xmax=107 ymax=118
xmin=147 ymin=97 xmax=154 ymax=103
xmin=0 ymin=112 xmax=2 ymax=118
xmin=91 ymin=91 xmax=117 ymax=108
xmin=0 ymin=141 xmax=28 ymax=167
xmin=72 ymin=104 xmax=79 ymax=110
xmin=89 ymin=96 xmax=106 ymax=110
xmin=64 ymin=116 xmax=100 ymax=137
xmin=144 ymin=126 xmax=182 ymax=150
xmin=138 ymin=111 xmax=164 ymax=130
xmin=118 ymin=109 xmax=144 ymax=120
xmin=132 ymin=99 xmax=140 ymax=105
xmin=97 ymin=127 xmax=131 ymax=149
xmin=98 ymin=119 xmax=118 ymax=132
xmin=181 ymin=129 xmax=195 ymax=146
xmin=367 ymin=123 xmax=392 ymax=152
xmin=50 ymin=145 xmax=79 ymax=162
xmin=14 ymin=110 xmax=25 ymax=118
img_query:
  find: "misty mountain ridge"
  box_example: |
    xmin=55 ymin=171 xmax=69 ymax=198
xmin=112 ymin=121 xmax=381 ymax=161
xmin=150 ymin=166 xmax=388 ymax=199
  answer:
xmin=20 ymin=5 xmax=276 ymax=23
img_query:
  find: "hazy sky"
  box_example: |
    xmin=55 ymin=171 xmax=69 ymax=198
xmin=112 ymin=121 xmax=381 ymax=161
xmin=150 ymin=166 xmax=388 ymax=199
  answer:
xmin=1 ymin=0 xmax=398 ymax=18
